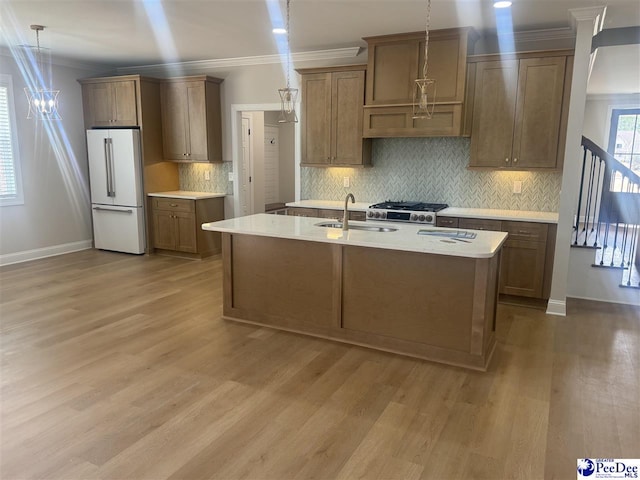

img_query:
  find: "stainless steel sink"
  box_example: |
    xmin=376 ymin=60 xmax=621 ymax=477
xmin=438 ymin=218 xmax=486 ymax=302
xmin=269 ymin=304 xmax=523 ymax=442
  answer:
xmin=315 ymin=221 xmax=398 ymax=233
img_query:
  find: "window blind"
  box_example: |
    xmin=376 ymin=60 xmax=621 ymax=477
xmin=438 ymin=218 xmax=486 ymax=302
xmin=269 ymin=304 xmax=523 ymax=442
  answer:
xmin=0 ymin=84 xmax=18 ymax=199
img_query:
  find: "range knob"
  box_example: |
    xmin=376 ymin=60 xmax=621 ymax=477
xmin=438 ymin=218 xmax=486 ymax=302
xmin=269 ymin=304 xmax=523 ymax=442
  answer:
xmin=381 ymin=212 xmax=387 ymax=219
xmin=367 ymin=211 xmax=373 ymax=218
xmin=411 ymin=214 xmax=418 ymax=221
xmin=375 ymin=212 xmax=381 ymax=218
xmin=418 ymin=215 xmax=425 ymax=221
xmin=425 ymin=214 xmax=433 ymax=223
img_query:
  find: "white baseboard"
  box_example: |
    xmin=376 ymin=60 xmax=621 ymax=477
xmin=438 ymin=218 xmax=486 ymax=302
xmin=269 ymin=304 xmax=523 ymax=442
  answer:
xmin=546 ymin=299 xmax=567 ymax=316
xmin=0 ymin=240 xmax=93 ymax=266
xmin=567 ymin=294 xmax=640 ymax=308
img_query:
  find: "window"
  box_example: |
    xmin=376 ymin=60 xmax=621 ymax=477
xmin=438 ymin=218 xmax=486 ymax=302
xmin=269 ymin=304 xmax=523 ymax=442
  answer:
xmin=0 ymin=74 xmax=23 ymax=206
xmin=608 ymin=108 xmax=640 ymax=174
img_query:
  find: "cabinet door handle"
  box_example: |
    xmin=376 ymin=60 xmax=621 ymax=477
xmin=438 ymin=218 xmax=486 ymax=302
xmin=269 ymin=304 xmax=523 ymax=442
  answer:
xmin=170 ymin=203 xmax=178 ymax=207
xmin=513 ymin=158 xmax=518 ymax=163
xmin=505 ymin=158 xmax=509 ymax=163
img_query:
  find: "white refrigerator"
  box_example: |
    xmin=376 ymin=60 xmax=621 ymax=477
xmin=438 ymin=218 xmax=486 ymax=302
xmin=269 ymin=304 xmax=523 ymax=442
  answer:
xmin=87 ymin=129 xmax=145 ymax=254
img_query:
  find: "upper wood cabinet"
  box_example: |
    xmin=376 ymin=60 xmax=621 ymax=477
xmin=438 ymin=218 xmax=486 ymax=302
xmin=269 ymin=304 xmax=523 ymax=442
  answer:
xmin=362 ymin=28 xmax=477 ymax=138
xmin=79 ymin=76 xmax=140 ymax=127
xmin=160 ymin=75 xmax=223 ymax=163
xmin=297 ymin=65 xmax=372 ymax=167
xmin=467 ymin=51 xmax=573 ymax=170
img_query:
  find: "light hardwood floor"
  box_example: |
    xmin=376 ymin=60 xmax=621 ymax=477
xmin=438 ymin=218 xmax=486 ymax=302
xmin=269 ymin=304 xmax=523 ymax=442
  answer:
xmin=1 ymin=249 xmax=638 ymax=480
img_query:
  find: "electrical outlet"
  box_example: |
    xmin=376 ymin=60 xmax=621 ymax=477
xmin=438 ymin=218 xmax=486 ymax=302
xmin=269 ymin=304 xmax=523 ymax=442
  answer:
xmin=204 ymin=170 xmax=211 ymax=181
xmin=513 ymin=180 xmax=522 ymax=194
xmin=343 ymin=177 xmax=350 ymax=188
xmin=228 ymin=172 xmax=234 ymax=182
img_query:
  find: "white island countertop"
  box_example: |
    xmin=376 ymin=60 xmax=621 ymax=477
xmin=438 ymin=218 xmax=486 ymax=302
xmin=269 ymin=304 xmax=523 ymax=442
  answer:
xmin=437 ymin=207 xmax=558 ymax=223
xmin=202 ymin=214 xmax=508 ymax=259
xmin=148 ymin=191 xmax=226 ymax=200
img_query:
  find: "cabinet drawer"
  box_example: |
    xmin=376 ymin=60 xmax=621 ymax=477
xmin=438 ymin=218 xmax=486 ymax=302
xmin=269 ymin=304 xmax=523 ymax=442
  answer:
xmin=502 ymin=221 xmax=548 ymax=242
xmin=153 ymin=198 xmax=194 ymax=212
xmin=459 ymin=218 xmax=502 ymax=231
xmin=436 ymin=217 xmax=459 ymax=228
xmin=349 ymin=211 xmax=366 ymax=221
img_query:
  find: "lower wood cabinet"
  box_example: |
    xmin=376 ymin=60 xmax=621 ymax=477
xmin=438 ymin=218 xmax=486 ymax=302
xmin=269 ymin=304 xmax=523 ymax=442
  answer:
xmin=437 ymin=216 xmax=556 ymax=299
xmin=287 ymin=207 xmax=366 ymax=221
xmin=151 ymin=196 xmax=224 ymax=257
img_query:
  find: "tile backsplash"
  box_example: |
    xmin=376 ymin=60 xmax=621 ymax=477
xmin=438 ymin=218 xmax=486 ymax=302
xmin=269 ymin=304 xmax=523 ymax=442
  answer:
xmin=179 ymin=162 xmax=233 ymax=194
xmin=301 ymin=138 xmax=562 ymax=212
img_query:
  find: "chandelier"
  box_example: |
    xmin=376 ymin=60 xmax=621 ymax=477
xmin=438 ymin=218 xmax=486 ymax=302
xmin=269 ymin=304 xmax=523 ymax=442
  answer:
xmin=24 ymin=25 xmax=61 ymax=120
xmin=413 ymin=0 xmax=436 ymax=119
xmin=278 ymin=0 xmax=298 ymax=123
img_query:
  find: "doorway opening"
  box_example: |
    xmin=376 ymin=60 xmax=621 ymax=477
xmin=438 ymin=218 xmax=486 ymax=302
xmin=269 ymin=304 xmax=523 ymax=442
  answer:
xmin=231 ymin=103 xmax=301 ymax=218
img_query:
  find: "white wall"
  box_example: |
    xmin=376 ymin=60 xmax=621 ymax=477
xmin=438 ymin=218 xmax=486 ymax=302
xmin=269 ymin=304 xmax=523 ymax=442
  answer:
xmin=583 ymin=93 xmax=640 ymax=148
xmin=0 ymin=54 xmax=105 ymax=264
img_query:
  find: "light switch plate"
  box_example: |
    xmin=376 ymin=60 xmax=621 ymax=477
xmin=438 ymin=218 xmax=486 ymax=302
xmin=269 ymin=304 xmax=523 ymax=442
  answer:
xmin=513 ymin=180 xmax=522 ymax=194
xmin=228 ymin=172 xmax=234 ymax=182
xmin=343 ymin=177 xmax=350 ymax=188
xmin=204 ymin=170 xmax=211 ymax=181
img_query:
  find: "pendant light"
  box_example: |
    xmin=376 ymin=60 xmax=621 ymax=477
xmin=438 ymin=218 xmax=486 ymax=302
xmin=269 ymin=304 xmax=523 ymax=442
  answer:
xmin=24 ymin=25 xmax=61 ymax=120
xmin=413 ymin=0 xmax=436 ymax=119
xmin=278 ymin=0 xmax=298 ymax=123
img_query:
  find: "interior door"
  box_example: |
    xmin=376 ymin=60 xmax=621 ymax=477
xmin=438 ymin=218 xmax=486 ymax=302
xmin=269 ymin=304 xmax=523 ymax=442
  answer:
xmin=86 ymin=129 xmax=113 ymax=205
xmin=109 ymin=129 xmax=142 ymax=207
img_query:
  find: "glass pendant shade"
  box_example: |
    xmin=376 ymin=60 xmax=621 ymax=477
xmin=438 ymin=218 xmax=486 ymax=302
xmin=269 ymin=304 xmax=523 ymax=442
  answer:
xmin=277 ymin=0 xmax=298 ymax=123
xmin=23 ymin=25 xmax=60 ymax=120
xmin=278 ymin=87 xmax=298 ymax=123
xmin=412 ymin=0 xmax=436 ymax=120
xmin=25 ymin=89 xmax=60 ymax=120
xmin=413 ymin=77 xmax=436 ymax=119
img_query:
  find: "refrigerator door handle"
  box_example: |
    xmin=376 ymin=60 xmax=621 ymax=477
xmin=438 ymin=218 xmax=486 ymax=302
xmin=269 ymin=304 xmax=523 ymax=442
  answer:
xmin=103 ymin=138 xmax=112 ymax=197
xmin=108 ymin=138 xmax=116 ymax=197
xmin=93 ymin=206 xmax=133 ymax=214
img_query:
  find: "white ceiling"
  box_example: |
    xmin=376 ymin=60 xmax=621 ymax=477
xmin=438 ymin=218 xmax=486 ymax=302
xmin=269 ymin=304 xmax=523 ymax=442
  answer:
xmin=1 ymin=0 xmax=639 ymax=93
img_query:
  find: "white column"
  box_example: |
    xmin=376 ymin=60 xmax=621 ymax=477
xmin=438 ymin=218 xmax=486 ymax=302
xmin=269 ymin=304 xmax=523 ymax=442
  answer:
xmin=546 ymin=7 xmax=606 ymax=316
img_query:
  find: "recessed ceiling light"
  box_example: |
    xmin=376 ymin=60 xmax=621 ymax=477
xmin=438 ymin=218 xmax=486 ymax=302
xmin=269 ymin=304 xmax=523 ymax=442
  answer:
xmin=272 ymin=28 xmax=287 ymax=34
xmin=493 ymin=1 xmax=512 ymax=8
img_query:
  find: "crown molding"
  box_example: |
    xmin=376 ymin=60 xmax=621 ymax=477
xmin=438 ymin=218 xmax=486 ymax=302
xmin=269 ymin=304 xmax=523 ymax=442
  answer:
xmin=569 ymin=6 xmax=607 ymax=31
xmin=115 ymin=47 xmax=362 ymax=75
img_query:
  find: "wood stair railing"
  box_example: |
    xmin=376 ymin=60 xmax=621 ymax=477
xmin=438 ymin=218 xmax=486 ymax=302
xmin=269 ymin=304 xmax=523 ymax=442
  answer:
xmin=572 ymin=136 xmax=640 ymax=289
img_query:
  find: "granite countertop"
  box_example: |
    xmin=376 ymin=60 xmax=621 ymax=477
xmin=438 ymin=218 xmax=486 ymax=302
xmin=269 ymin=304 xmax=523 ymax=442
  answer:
xmin=202 ymin=214 xmax=508 ymax=259
xmin=148 ymin=191 xmax=226 ymax=200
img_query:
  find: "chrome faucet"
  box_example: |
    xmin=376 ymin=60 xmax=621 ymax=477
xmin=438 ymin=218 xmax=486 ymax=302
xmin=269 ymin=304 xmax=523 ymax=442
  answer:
xmin=343 ymin=193 xmax=355 ymax=231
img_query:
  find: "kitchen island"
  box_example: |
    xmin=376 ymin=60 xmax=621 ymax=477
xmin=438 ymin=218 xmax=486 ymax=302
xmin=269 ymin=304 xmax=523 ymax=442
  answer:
xmin=202 ymin=214 xmax=508 ymax=370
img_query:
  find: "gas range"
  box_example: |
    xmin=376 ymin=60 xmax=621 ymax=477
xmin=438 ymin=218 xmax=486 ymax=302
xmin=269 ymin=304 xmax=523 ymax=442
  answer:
xmin=366 ymin=201 xmax=448 ymax=225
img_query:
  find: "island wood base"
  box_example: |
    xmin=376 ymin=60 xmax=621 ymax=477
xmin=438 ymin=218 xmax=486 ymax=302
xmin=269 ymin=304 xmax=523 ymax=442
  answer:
xmin=222 ymin=233 xmax=500 ymax=371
